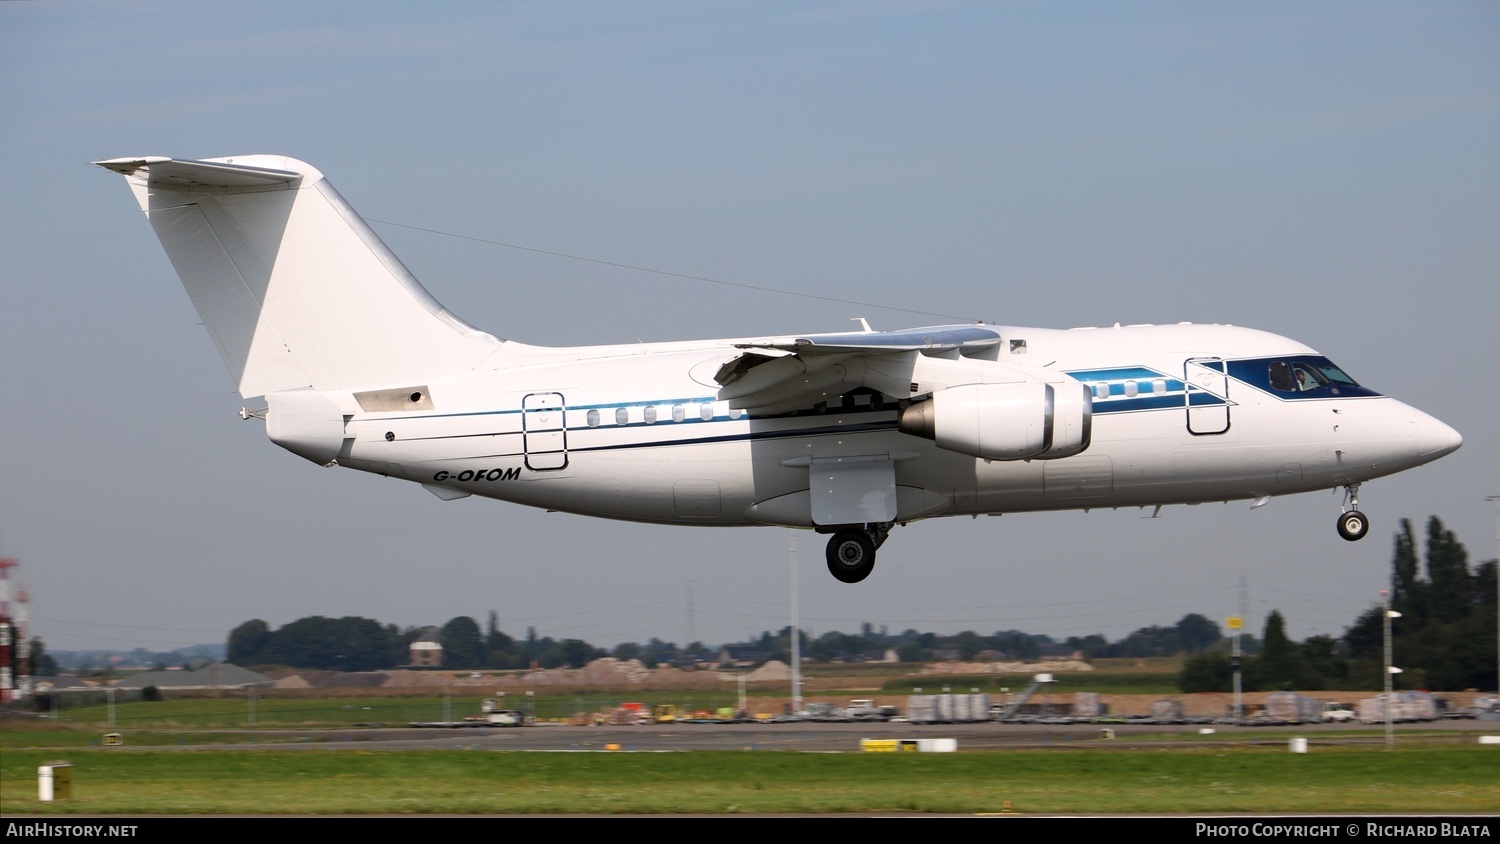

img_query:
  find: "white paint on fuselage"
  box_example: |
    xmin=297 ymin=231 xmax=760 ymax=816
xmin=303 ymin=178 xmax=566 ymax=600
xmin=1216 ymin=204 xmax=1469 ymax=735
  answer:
xmin=332 ymin=322 xmax=1458 ymax=529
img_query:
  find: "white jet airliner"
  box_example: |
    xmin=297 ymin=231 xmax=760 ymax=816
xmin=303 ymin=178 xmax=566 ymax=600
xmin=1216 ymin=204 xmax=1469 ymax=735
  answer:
xmin=97 ymin=155 xmax=1463 ymax=584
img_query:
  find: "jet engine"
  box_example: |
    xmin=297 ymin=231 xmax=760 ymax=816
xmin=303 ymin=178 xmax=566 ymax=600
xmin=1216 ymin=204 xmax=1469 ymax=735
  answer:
xmin=898 ymin=379 xmax=1092 ymax=461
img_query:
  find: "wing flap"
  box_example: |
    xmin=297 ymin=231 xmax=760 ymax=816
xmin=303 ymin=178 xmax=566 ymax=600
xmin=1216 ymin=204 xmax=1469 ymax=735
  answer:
xmin=716 ymin=325 xmax=1001 ymax=413
xmin=737 ymin=325 xmax=1001 ymax=355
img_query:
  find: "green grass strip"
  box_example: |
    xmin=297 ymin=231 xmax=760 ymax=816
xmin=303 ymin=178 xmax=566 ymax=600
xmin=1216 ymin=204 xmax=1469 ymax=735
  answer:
xmin=3 ymin=745 xmax=1496 ymax=815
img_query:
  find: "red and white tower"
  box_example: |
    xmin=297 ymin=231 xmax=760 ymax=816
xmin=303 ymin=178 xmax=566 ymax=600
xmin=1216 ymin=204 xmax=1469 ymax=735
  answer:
xmin=14 ymin=582 xmax=31 ymax=698
xmin=0 ymin=556 xmax=17 ymax=701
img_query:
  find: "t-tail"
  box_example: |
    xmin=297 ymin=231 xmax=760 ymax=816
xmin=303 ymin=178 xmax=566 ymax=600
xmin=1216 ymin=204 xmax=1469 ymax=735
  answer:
xmin=95 ymin=155 xmax=506 ymax=399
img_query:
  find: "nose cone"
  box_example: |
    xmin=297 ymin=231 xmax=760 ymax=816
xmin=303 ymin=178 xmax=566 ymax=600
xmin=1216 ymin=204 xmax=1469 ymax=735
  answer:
xmin=1413 ymin=410 xmax=1462 ymax=462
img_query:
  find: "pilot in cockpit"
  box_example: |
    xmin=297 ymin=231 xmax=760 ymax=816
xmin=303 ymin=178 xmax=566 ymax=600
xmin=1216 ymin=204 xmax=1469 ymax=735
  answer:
xmin=1295 ymin=367 xmax=1318 ymax=391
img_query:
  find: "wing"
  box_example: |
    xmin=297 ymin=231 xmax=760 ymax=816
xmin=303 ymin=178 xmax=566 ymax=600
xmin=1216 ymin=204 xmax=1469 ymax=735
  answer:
xmin=713 ymin=324 xmax=1003 ymax=415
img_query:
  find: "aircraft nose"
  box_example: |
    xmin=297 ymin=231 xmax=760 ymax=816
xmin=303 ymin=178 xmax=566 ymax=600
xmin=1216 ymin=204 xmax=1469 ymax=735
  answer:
xmin=1412 ymin=410 xmax=1462 ymax=461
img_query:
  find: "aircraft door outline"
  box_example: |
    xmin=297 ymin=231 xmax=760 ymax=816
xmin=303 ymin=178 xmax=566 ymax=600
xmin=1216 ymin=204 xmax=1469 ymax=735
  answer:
xmin=1184 ymin=357 xmax=1230 ymax=435
xmin=522 ymin=391 xmax=569 ymax=471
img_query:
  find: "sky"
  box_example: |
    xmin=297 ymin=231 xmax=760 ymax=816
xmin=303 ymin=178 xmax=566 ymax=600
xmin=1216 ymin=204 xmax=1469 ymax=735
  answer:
xmin=2 ymin=1 xmax=1497 ymax=657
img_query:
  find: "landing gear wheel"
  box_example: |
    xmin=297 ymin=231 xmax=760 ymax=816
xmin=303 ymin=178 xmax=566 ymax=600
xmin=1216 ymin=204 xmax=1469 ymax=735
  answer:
xmin=826 ymin=531 xmax=876 ymax=583
xmin=1337 ymin=510 xmax=1369 ymax=542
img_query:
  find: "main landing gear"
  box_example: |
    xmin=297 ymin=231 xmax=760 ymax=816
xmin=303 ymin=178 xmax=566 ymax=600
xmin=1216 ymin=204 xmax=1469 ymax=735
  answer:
xmin=825 ymin=524 xmax=891 ymax=584
xmin=1336 ymin=482 xmax=1369 ymax=542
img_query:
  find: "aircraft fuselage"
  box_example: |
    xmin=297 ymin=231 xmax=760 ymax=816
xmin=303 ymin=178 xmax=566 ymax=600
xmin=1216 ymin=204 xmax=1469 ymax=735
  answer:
xmin=318 ymin=322 xmax=1456 ymax=528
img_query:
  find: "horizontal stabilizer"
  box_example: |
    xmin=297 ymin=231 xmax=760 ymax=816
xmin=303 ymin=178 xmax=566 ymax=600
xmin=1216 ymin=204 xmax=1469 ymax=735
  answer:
xmin=95 ymin=156 xmax=302 ymax=190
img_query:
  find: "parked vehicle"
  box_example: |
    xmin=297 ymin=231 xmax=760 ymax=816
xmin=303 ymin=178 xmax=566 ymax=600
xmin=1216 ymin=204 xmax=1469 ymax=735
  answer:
xmin=1358 ymin=691 xmax=1437 ymax=724
xmin=907 ymin=692 xmax=991 ymax=723
xmin=1263 ymin=692 xmax=1322 ymax=724
xmin=841 ymin=699 xmax=899 ymax=721
xmin=1320 ymin=701 xmax=1357 ymax=723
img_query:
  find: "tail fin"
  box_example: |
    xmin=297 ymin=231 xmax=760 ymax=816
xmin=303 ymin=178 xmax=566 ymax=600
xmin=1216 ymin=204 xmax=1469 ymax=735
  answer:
xmin=96 ymin=155 xmax=502 ymax=398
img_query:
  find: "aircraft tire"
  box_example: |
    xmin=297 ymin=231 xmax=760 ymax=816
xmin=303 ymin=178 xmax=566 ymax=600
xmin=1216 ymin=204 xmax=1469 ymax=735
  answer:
xmin=827 ymin=532 xmax=876 ymax=583
xmin=1337 ymin=510 xmax=1369 ymax=541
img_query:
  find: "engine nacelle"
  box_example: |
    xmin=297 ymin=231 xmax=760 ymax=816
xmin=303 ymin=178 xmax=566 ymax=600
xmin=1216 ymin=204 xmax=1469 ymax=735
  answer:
xmin=898 ymin=380 xmax=1092 ymax=461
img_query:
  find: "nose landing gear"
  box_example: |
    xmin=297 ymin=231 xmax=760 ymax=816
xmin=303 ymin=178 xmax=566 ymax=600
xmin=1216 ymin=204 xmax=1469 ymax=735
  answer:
xmin=1336 ymin=483 xmax=1369 ymax=541
xmin=825 ymin=524 xmax=891 ymax=583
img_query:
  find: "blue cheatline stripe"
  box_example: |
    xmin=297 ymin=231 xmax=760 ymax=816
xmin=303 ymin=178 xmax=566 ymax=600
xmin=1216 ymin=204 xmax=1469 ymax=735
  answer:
xmin=1091 ymin=394 xmax=1184 ymax=414
xmin=570 ymin=420 xmax=901 ymax=454
xmin=1065 ymin=366 xmax=1164 ymax=382
xmin=415 ymin=419 xmax=902 ymax=459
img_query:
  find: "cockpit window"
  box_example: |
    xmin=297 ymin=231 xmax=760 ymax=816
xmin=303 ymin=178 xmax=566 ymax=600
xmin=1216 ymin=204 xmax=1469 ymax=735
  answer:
xmin=1269 ymin=361 xmax=1295 ymax=391
xmin=1279 ymin=360 xmax=1358 ymax=393
xmin=1303 ymin=360 xmax=1358 ymax=386
xmin=1291 ymin=363 xmax=1325 ymax=392
xmin=1229 ymin=355 xmax=1379 ymax=399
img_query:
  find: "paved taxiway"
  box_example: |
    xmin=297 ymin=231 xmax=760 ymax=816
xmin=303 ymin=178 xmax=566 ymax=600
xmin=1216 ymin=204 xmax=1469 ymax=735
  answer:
xmin=149 ymin=718 xmax=1499 ymax=753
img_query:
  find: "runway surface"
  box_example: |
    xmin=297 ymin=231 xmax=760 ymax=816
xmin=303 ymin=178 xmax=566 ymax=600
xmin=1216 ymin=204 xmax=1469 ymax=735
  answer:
xmin=142 ymin=717 xmax=1499 ymax=753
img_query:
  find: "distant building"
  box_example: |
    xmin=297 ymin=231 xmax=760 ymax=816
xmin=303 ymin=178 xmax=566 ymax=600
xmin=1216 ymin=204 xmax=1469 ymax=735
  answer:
xmin=409 ymin=628 xmax=443 ymax=667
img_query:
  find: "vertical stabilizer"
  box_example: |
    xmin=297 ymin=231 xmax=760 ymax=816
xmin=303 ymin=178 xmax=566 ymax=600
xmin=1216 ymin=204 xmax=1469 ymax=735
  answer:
xmin=96 ymin=155 xmax=503 ymax=398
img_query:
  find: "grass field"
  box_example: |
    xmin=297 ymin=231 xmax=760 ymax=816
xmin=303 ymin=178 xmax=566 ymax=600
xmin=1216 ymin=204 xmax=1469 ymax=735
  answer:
xmin=7 ymin=678 xmax=1492 ymax=816
xmin=3 ymin=743 xmax=1496 ymax=815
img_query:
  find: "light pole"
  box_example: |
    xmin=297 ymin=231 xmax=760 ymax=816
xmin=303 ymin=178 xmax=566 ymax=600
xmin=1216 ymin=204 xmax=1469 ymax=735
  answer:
xmin=1227 ymin=614 xmax=1244 ymax=724
xmin=1382 ymin=589 xmax=1402 ymax=751
xmin=789 ymin=531 xmax=802 ymax=715
xmin=1488 ymin=495 xmax=1499 ymax=697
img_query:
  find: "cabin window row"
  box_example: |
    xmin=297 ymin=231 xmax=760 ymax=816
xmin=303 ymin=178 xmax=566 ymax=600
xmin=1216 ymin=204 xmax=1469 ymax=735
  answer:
xmin=584 ymin=403 xmax=746 ymax=428
xmin=1090 ymin=379 xmax=1168 ymax=399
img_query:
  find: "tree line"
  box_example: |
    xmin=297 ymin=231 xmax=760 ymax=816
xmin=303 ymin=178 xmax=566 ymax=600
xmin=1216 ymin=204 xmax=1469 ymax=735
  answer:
xmin=225 ymin=516 xmax=1496 ymax=692
xmin=227 ymin=611 xmax=616 ymax=672
xmin=225 ymin=609 xmax=1230 ymax=674
xmin=25 ymin=611 xmax=1226 ymax=675
xmin=1180 ymin=516 xmax=1497 ymax=693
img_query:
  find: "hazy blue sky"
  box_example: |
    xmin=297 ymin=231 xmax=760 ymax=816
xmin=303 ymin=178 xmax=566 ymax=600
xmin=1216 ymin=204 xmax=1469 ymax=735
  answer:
xmin=3 ymin=1 xmax=1496 ymax=657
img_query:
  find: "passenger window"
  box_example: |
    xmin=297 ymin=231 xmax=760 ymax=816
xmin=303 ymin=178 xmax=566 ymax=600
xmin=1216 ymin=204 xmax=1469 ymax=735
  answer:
xmin=729 ymin=408 xmax=745 ymax=419
xmin=644 ymin=406 xmax=657 ymax=424
xmin=1093 ymin=383 xmax=1109 ymax=400
xmin=586 ymin=409 xmax=600 ymax=427
xmin=1124 ymin=381 xmax=1138 ymax=397
xmin=1153 ymin=379 xmax=1166 ymax=395
xmin=671 ymin=404 xmax=685 ymax=423
xmin=700 ymin=403 xmax=714 ymax=421
xmin=615 ymin=407 xmax=629 ymax=425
